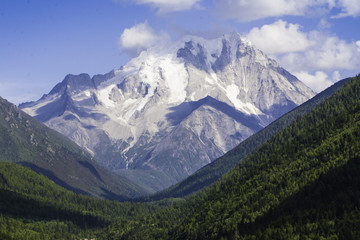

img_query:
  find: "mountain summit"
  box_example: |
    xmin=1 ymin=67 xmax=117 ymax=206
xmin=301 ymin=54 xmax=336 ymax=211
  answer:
xmin=20 ymin=33 xmax=315 ymax=191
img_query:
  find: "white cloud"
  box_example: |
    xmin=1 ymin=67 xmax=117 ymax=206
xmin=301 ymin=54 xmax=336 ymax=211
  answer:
xmin=116 ymin=0 xmax=202 ymax=13
xmin=278 ymin=33 xmax=360 ymax=73
xmin=245 ymin=20 xmax=360 ymax=92
xmin=332 ymin=0 xmax=360 ymax=18
xmin=118 ymin=21 xmax=169 ymax=56
xmin=304 ymin=35 xmax=360 ymax=70
xmin=246 ymin=20 xmax=360 ymax=72
xmin=279 ymin=35 xmax=360 ymax=91
xmin=293 ymin=71 xmax=336 ymax=93
xmin=246 ymin=20 xmax=315 ymax=55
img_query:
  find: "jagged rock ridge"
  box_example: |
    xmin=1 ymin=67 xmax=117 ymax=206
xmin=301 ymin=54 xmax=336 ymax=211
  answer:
xmin=20 ymin=32 xmax=315 ymax=192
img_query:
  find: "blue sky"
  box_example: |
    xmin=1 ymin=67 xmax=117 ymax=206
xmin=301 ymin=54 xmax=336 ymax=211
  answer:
xmin=1 ymin=0 xmax=360 ymax=104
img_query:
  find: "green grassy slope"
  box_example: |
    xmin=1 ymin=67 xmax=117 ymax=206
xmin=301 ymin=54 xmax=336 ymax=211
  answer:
xmin=103 ymin=74 xmax=360 ymax=239
xmin=0 ymin=97 xmax=148 ymax=199
xmin=149 ymin=78 xmax=349 ymax=200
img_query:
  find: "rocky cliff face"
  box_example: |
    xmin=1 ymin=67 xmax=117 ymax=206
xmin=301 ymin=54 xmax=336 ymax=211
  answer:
xmin=20 ymin=32 xmax=315 ymax=191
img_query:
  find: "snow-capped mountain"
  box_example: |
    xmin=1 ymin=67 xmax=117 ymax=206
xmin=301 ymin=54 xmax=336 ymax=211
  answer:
xmin=20 ymin=32 xmax=315 ymax=191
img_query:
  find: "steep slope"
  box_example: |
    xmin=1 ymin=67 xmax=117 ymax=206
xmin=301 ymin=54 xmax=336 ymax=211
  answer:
xmin=149 ymin=78 xmax=349 ymax=200
xmin=0 ymin=96 xmax=147 ymax=199
xmin=102 ymin=74 xmax=360 ymax=239
xmin=20 ymin=32 xmax=314 ymax=190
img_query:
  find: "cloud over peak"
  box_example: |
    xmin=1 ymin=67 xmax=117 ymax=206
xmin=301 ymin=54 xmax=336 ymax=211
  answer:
xmin=118 ymin=21 xmax=169 ymax=56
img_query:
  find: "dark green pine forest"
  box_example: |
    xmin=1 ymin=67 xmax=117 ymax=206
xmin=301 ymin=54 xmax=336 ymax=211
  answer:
xmin=1 ymin=74 xmax=360 ymax=239
xmin=0 ymin=161 xmax=162 ymax=239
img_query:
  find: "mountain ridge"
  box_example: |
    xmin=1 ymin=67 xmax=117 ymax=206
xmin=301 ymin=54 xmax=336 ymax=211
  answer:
xmin=2 ymin=71 xmax=359 ymax=239
xmin=103 ymin=74 xmax=360 ymax=239
xmin=20 ymin=32 xmax=315 ymax=191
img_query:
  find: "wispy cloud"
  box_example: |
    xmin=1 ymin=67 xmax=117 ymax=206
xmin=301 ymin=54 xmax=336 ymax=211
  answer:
xmin=0 ymin=81 xmax=42 ymax=105
xmin=115 ymin=0 xmax=203 ymax=13
xmin=215 ymin=0 xmax=324 ymax=21
xmin=332 ymin=0 xmax=360 ymax=18
xmin=215 ymin=0 xmax=360 ymax=21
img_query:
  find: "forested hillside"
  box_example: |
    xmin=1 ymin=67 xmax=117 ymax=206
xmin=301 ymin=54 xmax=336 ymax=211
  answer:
xmin=0 ymin=161 xmax=162 ymax=239
xmin=1 ymin=75 xmax=359 ymax=240
xmin=103 ymin=74 xmax=360 ymax=239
